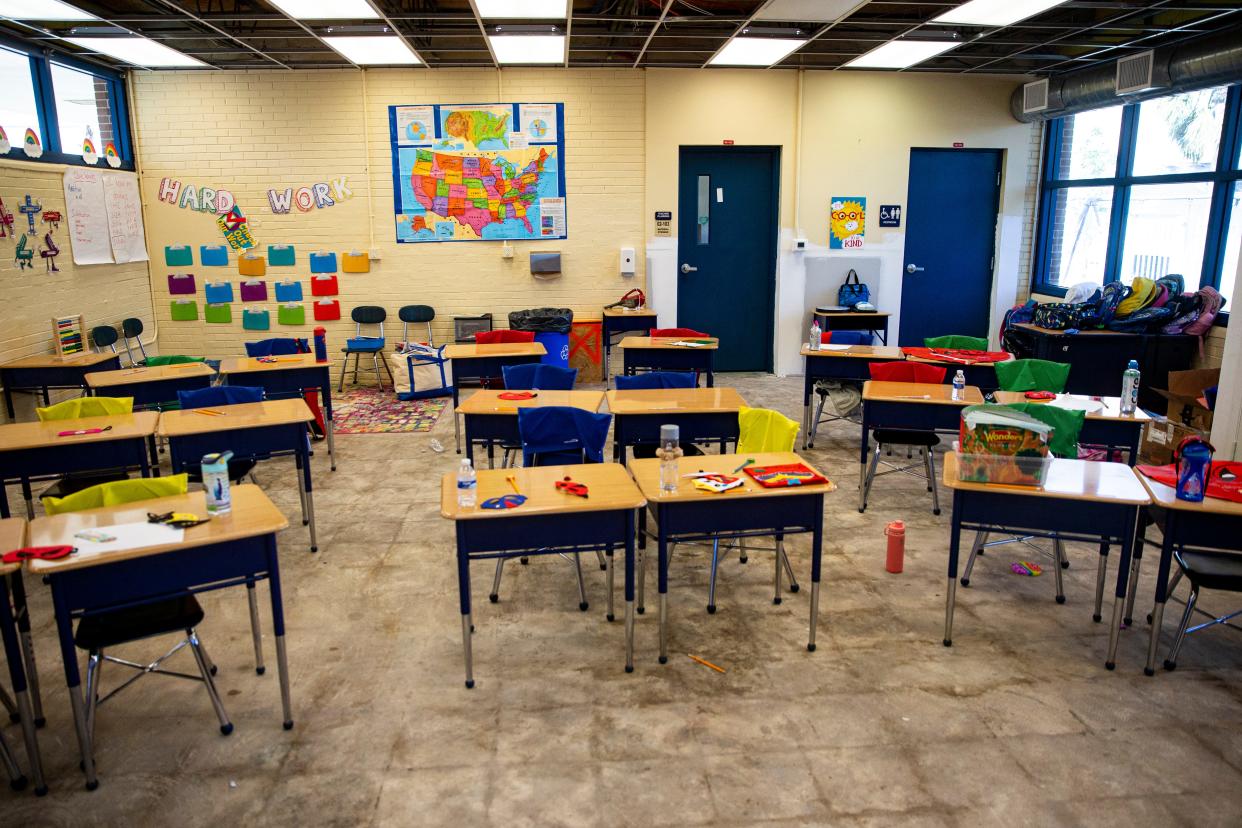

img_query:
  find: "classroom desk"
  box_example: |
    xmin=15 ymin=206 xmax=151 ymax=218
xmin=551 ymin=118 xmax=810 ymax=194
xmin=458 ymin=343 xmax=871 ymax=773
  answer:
xmin=1137 ymin=475 xmax=1242 ymax=676
xmin=85 ymin=363 xmax=214 ymax=411
xmin=602 ymin=308 xmax=658 ymax=377
xmin=442 ymin=343 xmax=547 ymax=454
xmin=618 ymin=337 xmax=718 ymax=388
xmin=440 ymin=463 xmax=644 ymax=685
xmin=457 ymin=390 xmax=604 ymax=469
xmin=606 ymin=387 xmax=747 ymax=465
xmin=813 ymin=311 xmax=891 ymax=345
xmin=799 ymin=345 xmax=905 ymax=449
xmin=0 ymin=519 xmax=46 ymax=796
xmin=0 ymin=412 xmax=160 ymax=519
xmin=28 ymin=485 xmax=292 ymax=789
xmin=159 ymin=399 xmax=318 ymax=553
xmin=992 ymin=392 xmax=1150 ymax=465
xmin=905 ymin=353 xmax=1009 ymax=391
xmin=941 ymin=453 xmax=1149 ymax=669
xmin=217 ymin=355 xmax=337 ymax=472
xmin=1 ymin=353 xmax=122 ymax=422
xmin=629 ymin=452 xmax=832 ymax=662
xmin=859 ymin=381 xmax=984 ymax=511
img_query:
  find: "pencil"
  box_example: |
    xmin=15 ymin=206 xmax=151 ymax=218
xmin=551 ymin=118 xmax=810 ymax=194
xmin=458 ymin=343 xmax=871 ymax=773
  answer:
xmin=506 ymin=474 xmax=521 ymax=495
xmin=194 ymin=408 xmax=225 ymax=416
xmin=688 ymin=654 xmax=725 ymax=673
xmin=894 ymin=394 xmax=931 ymax=399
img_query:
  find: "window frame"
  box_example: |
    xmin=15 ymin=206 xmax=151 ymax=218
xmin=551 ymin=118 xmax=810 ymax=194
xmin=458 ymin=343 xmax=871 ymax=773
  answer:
xmin=1032 ymin=83 xmax=1242 ymax=322
xmin=0 ymin=32 xmax=133 ymax=170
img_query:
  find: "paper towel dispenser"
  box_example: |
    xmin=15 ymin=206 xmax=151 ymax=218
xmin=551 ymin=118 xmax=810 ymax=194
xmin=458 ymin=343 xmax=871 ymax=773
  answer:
xmin=530 ymin=251 xmax=561 ymax=277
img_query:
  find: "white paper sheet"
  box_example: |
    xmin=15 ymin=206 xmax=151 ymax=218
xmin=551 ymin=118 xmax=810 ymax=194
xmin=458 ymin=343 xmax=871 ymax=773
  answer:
xmin=72 ymin=521 xmax=183 ymax=559
xmin=103 ymin=172 xmax=149 ymax=263
xmin=824 ymin=344 xmax=853 ymax=351
xmin=1049 ymin=395 xmax=1106 ymax=414
xmin=62 ymin=168 xmax=113 ymax=265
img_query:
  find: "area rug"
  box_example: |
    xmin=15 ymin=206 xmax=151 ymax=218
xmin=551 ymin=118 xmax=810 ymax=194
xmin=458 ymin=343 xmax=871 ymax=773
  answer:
xmin=332 ymin=387 xmax=447 ymax=434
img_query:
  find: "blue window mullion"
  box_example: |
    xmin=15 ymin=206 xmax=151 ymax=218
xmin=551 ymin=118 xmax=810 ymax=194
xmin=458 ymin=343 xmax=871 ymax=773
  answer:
xmin=30 ymin=54 xmax=61 ymax=154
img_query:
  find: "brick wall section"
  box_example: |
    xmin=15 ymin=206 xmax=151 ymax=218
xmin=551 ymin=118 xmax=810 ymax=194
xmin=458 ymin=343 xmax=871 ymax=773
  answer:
xmin=130 ymin=69 xmax=645 ymax=372
xmin=1017 ymin=120 xmax=1044 ymax=299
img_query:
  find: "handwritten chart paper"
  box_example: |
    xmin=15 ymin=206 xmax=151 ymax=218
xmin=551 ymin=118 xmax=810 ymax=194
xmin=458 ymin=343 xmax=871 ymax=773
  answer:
xmin=103 ymin=172 xmax=149 ymax=263
xmin=62 ymin=168 xmax=112 ymax=265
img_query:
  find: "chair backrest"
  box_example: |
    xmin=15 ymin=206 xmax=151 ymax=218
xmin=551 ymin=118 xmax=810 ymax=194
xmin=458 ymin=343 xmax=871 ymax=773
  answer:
xmin=1003 ymin=403 xmax=1084 ymax=459
xmin=398 ymin=305 xmax=435 ymax=324
xmin=517 ymin=407 xmax=612 ymax=467
xmin=178 ymin=385 xmax=264 ymax=409
xmin=475 ymin=329 xmax=535 ymax=344
xmin=144 ymin=355 xmax=206 ymax=367
xmin=92 ymin=325 xmax=118 ymax=350
xmin=820 ymin=330 xmax=873 ymax=346
xmin=869 ymin=361 xmax=946 ymax=383
xmin=502 ymin=364 xmax=577 ymax=391
xmin=737 ymin=406 xmax=800 ymax=453
xmin=924 ymin=334 xmax=989 ymax=351
xmin=614 ymin=371 xmax=697 ymax=390
xmin=650 ymin=327 xmax=708 ymax=338
xmin=994 ymin=359 xmax=1071 ymax=393
xmin=122 ymin=317 xmax=144 ymax=338
xmin=36 ymin=396 xmax=134 ymax=421
xmin=245 ymin=338 xmax=308 ymax=357
xmin=42 ymin=473 xmax=189 ymax=516
xmin=352 ymin=306 xmax=386 ymax=325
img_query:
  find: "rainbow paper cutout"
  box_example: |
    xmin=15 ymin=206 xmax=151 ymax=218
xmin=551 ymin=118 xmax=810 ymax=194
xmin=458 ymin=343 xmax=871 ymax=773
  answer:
xmin=82 ymin=137 xmax=98 ymax=164
xmin=0 ymin=125 xmax=9 ymax=153
xmin=104 ymin=142 xmax=121 ymax=167
xmin=23 ymin=128 xmax=42 ymax=159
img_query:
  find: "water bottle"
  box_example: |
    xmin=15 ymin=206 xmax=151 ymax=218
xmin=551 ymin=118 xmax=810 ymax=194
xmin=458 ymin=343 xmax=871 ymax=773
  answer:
xmin=457 ymin=458 xmax=477 ymax=508
xmin=202 ymin=451 xmax=234 ymax=515
xmin=1175 ymin=437 xmax=1214 ymax=502
xmin=952 ymin=370 xmax=966 ymax=401
xmin=1120 ymin=360 xmax=1140 ymax=416
xmin=809 ymin=319 xmax=821 ymax=351
xmin=884 ymin=520 xmax=905 ymax=574
xmin=659 ymin=424 xmax=680 ymax=493
xmin=313 ymin=326 xmax=328 ymax=363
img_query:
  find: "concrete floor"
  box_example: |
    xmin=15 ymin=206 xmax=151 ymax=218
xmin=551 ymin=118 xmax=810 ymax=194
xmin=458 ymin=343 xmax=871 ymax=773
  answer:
xmin=4 ymin=372 xmax=1242 ymax=826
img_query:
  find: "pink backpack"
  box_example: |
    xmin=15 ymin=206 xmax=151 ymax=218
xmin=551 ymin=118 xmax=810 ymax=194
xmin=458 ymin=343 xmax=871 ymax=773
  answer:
xmin=1182 ymin=286 xmax=1224 ymax=337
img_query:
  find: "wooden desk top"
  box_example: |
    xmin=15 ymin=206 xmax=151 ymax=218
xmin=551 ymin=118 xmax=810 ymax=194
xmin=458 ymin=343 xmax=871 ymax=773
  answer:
xmin=1014 ymin=323 xmax=1130 ymax=337
xmin=992 ymin=392 xmax=1152 ymax=423
xmin=603 ymin=307 xmax=657 ymax=318
xmin=813 ymin=311 xmax=891 ymax=319
xmin=0 ymin=518 xmax=25 ymax=577
xmin=0 ymin=352 xmax=119 ymax=371
xmin=906 ymin=354 xmax=1010 ymax=369
xmin=158 ymin=399 xmax=313 ymax=438
xmin=440 ymin=463 xmax=645 ymax=520
xmin=86 ymin=362 xmax=214 ymax=388
xmin=943 ymin=452 xmax=1149 ymax=504
xmin=442 ymin=342 xmax=547 ymax=360
xmin=456 ymin=389 xmax=604 ymax=415
xmin=1138 ymin=474 xmax=1242 ymax=517
xmin=217 ymin=354 xmax=327 ymax=376
xmin=863 ymin=381 xmax=985 ymax=406
xmin=0 ymin=412 xmax=160 ymax=452
xmin=605 ymin=387 xmax=747 ymax=415
xmin=800 ymin=344 xmax=904 ymax=360
xmin=630 ymin=451 xmax=835 ymax=504
xmin=618 ymin=336 xmax=719 ymax=351
xmin=27 ymin=485 xmax=289 ymax=575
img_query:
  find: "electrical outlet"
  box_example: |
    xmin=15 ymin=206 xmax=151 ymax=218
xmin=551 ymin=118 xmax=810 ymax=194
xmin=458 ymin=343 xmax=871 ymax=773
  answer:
xmin=501 ymin=242 xmax=514 ymax=259
xmin=793 ymin=238 xmax=808 ymax=251
xmin=368 ymin=249 xmax=381 ymax=260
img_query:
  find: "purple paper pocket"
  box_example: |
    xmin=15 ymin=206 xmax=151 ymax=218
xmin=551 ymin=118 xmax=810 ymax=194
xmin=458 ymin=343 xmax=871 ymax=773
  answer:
xmin=167 ymin=273 xmax=196 ymax=295
xmin=240 ymin=280 xmax=268 ymax=302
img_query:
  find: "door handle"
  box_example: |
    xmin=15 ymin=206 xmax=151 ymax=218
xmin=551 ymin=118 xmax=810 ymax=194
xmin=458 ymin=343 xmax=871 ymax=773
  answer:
xmin=906 ymin=263 xmax=925 ymax=274
xmin=680 ymin=263 xmax=698 ymax=274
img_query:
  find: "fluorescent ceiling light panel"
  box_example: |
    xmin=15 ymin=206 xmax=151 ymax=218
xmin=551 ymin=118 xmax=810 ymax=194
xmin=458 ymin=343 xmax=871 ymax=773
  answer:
xmin=933 ymin=0 xmax=1066 ymax=27
xmin=324 ymin=36 xmax=421 ymax=65
xmin=843 ymin=39 xmax=959 ymax=69
xmin=488 ymin=34 xmax=565 ymax=64
xmin=65 ymin=36 xmax=207 ymax=67
xmin=265 ymin=0 xmax=379 ymax=19
xmin=753 ymin=0 xmax=858 ymax=23
xmin=474 ymin=0 xmax=569 ymax=19
xmin=3 ymin=0 xmax=98 ymax=20
xmin=708 ymin=37 xmax=806 ymax=67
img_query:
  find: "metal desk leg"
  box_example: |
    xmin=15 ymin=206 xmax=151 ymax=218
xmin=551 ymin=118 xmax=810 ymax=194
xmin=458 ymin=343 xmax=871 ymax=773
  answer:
xmin=8 ymin=574 xmax=43 ymax=726
xmin=657 ymin=505 xmax=669 ymax=665
xmin=1 ymin=576 xmax=44 ymax=795
xmin=625 ymin=511 xmax=636 ymax=673
xmin=1105 ymin=506 xmax=1138 ymax=670
xmin=605 ymin=544 xmax=615 ymax=622
xmin=50 ymin=583 xmax=96 ymax=789
xmin=321 ymin=381 xmax=337 ymax=472
xmin=808 ymin=501 xmax=823 ymax=652
xmin=298 ymin=439 xmax=318 ymax=553
xmin=264 ymin=536 xmax=294 ymax=728
xmin=457 ymin=540 xmax=475 ymax=688
xmin=1144 ymin=513 xmax=1178 ymax=676
xmin=2 ymin=375 xmax=14 ymax=421
xmin=247 ymin=580 xmax=266 ymax=675
xmin=944 ymin=491 xmax=962 ymax=647
xmin=637 ymin=507 xmax=647 ymax=614
xmin=802 ymin=371 xmax=814 ymax=449
xmin=1093 ymin=543 xmax=1110 ymax=623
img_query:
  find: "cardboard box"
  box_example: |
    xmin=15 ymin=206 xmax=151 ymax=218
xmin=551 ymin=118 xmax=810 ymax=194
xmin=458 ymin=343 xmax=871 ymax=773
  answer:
xmin=1139 ymin=416 xmax=1207 ymax=466
xmin=1152 ymin=367 xmax=1219 ymax=431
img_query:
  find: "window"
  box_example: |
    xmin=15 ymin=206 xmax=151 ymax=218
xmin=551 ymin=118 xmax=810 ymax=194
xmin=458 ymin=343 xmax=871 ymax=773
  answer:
xmin=1034 ymin=84 xmax=1242 ymax=313
xmin=0 ymin=46 xmax=38 ymax=148
xmin=51 ymin=62 xmax=115 ymax=151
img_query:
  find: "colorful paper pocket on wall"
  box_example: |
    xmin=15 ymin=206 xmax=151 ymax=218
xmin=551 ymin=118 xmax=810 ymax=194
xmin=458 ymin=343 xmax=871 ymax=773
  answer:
xmin=205 ymin=303 xmax=233 ymax=324
xmin=342 ymin=251 xmax=370 ymax=273
xmin=313 ymin=299 xmax=341 ymax=321
xmin=311 ymin=274 xmax=338 ymax=296
xmin=200 ymin=245 xmax=229 ymax=266
xmin=274 ymin=280 xmax=303 ymax=302
xmin=240 ymin=280 xmax=268 ymax=302
xmin=204 ymin=282 xmax=234 ymax=304
xmin=238 ymin=252 xmax=266 ymax=277
xmin=167 ymin=273 xmax=196 ymax=295
xmin=278 ymin=303 xmax=305 ymax=326
xmin=242 ymin=309 xmax=270 ymax=331
xmin=164 ymin=245 xmax=193 ymax=267
xmin=309 ymin=251 xmax=337 ymax=273
xmin=268 ymin=244 xmax=296 ymax=267
xmin=170 ymin=299 xmax=198 ymax=321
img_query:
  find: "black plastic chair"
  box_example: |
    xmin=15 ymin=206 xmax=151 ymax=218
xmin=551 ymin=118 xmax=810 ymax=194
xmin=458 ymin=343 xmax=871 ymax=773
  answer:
xmin=91 ymin=325 xmax=119 ymax=356
xmin=121 ymin=317 xmax=148 ymax=367
xmin=399 ymin=305 xmax=436 ymax=346
xmin=339 ymin=306 xmax=394 ymax=392
xmin=1163 ymin=550 xmax=1242 ymax=671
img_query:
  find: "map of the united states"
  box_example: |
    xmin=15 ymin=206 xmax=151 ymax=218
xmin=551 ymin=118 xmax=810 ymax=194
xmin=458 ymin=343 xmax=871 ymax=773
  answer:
xmin=408 ymin=147 xmax=550 ymax=237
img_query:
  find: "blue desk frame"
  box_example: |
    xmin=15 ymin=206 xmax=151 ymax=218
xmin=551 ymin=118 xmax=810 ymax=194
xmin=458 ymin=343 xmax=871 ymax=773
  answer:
xmin=602 ymin=314 xmax=657 ymax=377
xmin=91 ymin=374 xmax=213 ymax=411
xmin=449 ymin=353 xmax=545 ymax=454
xmin=222 ymin=363 xmax=336 ymax=472
xmin=1078 ymin=417 xmax=1144 ymax=466
xmin=2 ymin=357 xmax=122 ymax=421
xmin=858 ymin=398 xmax=967 ymax=512
xmin=622 ymin=347 xmax=715 ymax=388
xmin=0 ymin=435 xmax=155 ymax=519
xmin=1 ymin=571 xmax=46 ymax=795
xmin=813 ymin=312 xmax=890 ymax=345
xmin=612 ymin=411 xmax=737 ymax=465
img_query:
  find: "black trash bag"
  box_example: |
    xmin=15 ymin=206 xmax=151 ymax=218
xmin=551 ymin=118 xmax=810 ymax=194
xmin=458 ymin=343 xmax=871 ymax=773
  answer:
xmin=508 ymin=307 xmax=573 ymax=334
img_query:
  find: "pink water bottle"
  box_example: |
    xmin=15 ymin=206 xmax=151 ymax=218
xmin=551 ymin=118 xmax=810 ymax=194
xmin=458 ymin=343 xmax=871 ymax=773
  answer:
xmin=885 ymin=520 xmax=905 ymax=574
xmin=313 ymin=326 xmax=327 ymax=363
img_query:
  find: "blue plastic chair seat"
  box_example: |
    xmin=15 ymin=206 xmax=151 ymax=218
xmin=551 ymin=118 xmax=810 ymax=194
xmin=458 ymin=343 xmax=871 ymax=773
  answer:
xmin=344 ymin=337 xmax=385 ymax=352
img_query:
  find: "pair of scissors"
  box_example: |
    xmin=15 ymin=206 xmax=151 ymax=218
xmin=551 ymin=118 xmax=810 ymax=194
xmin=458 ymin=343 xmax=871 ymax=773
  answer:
xmin=2 ymin=545 xmax=76 ymax=564
xmin=555 ymin=477 xmax=589 ymax=498
xmin=147 ymin=511 xmax=211 ymax=529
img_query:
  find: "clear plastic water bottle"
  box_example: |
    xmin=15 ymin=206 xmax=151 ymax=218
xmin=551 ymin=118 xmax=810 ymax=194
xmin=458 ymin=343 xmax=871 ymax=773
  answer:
xmin=457 ymin=458 xmax=477 ymax=508
xmin=809 ymin=318 xmax=821 ymax=351
xmin=202 ymin=451 xmax=234 ymax=515
xmin=1120 ymin=360 xmax=1140 ymax=416
xmin=952 ymin=370 xmax=966 ymax=401
xmin=659 ymin=424 xmax=680 ymax=494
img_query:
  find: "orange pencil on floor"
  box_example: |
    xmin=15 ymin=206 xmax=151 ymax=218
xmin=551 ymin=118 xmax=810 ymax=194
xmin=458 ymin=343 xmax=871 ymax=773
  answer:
xmin=687 ymin=654 xmax=725 ymax=673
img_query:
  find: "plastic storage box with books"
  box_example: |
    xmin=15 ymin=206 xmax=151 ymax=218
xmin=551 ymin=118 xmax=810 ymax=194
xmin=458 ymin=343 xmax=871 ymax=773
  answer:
xmin=956 ymin=405 xmax=1054 ymax=487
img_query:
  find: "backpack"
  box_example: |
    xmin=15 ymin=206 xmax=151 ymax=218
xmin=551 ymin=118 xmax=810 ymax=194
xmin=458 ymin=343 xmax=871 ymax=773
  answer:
xmin=1078 ymin=282 xmax=1129 ymax=329
xmin=999 ymin=300 xmax=1037 ymax=354
xmin=1108 ymin=305 xmax=1172 ymax=333
xmin=1031 ymin=302 xmax=1077 ymax=330
xmin=1182 ymin=286 xmax=1224 ymax=336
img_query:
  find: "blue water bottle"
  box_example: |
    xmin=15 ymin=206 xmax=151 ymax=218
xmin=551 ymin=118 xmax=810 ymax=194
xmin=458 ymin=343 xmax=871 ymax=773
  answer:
xmin=1174 ymin=437 xmax=1214 ymax=503
xmin=314 ymin=326 xmax=328 ymax=363
xmin=202 ymin=451 xmax=234 ymax=514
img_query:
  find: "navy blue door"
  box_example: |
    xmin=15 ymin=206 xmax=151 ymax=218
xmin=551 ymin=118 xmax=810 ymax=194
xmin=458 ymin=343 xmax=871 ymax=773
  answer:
xmin=677 ymin=147 xmax=779 ymax=372
xmin=898 ymin=149 xmax=1002 ymax=347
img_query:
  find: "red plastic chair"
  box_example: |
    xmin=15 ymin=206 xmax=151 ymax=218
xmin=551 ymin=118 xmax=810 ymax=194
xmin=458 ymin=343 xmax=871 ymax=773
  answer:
xmin=868 ymin=361 xmax=946 ymax=384
xmin=475 ymin=329 xmax=536 ymax=344
xmin=650 ymin=327 xmax=708 ymax=338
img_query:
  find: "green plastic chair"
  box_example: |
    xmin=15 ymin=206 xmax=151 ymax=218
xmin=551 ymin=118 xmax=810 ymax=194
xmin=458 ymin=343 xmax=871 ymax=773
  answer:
xmin=144 ymin=355 xmax=206 ymax=367
xmin=995 ymin=359 xmax=1071 ymax=394
xmin=924 ymin=335 xmax=989 ymax=351
xmin=42 ymin=474 xmax=188 ymax=515
xmin=36 ymin=396 xmax=133 ymax=421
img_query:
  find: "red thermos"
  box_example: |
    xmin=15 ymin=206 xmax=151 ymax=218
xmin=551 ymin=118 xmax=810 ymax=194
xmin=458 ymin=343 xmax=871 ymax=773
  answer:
xmin=885 ymin=520 xmax=905 ymax=574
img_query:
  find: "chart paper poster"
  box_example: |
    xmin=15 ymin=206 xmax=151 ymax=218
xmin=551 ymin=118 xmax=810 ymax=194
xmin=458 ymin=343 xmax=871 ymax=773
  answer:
xmin=830 ymin=196 xmax=866 ymax=250
xmin=389 ymin=102 xmax=567 ymax=243
xmin=62 ymin=168 xmax=112 ymax=265
xmin=102 ymin=173 xmax=149 ymax=264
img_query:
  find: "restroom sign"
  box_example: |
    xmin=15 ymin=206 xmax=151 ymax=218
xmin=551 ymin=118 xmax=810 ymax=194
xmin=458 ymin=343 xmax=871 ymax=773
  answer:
xmin=878 ymin=204 xmax=901 ymax=228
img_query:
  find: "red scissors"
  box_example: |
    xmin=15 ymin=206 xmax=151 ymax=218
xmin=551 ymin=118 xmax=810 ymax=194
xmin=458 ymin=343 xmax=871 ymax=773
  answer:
xmin=555 ymin=477 xmax=589 ymax=498
xmin=2 ymin=545 xmax=76 ymax=564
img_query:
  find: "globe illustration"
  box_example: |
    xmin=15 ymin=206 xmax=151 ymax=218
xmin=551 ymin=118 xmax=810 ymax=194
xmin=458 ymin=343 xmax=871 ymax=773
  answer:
xmin=529 ymin=119 xmax=548 ymax=138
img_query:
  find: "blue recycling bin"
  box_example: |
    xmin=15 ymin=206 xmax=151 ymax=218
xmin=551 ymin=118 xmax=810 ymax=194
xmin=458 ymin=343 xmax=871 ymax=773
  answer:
xmin=534 ymin=332 xmax=570 ymax=368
